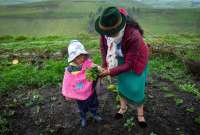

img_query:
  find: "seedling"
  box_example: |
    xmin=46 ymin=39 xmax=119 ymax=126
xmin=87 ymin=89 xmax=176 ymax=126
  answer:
xmin=124 ymin=117 xmax=135 ymax=132
xmin=86 ymin=66 xmax=100 ymax=81
xmin=164 ymin=92 xmax=175 ymax=98
xmin=186 ymin=107 xmax=194 ymax=113
xmin=107 ymin=84 xmax=117 ymax=92
xmin=116 ymin=94 xmax=121 ymax=102
xmin=175 ymin=98 xmax=183 ymax=106
xmin=195 ymin=115 xmax=200 ymax=125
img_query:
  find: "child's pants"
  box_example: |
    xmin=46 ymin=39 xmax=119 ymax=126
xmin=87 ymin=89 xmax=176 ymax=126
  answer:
xmin=76 ymin=92 xmax=99 ymax=119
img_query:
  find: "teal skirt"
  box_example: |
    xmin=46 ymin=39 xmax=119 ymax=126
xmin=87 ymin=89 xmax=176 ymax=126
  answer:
xmin=117 ymin=57 xmax=148 ymax=105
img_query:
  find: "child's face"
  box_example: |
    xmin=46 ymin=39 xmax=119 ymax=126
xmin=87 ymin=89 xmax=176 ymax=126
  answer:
xmin=73 ymin=54 xmax=86 ymax=65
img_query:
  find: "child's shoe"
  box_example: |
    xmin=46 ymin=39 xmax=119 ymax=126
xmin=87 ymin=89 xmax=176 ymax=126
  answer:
xmin=80 ymin=118 xmax=87 ymax=128
xmin=93 ymin=115 xmax=102 ymax=122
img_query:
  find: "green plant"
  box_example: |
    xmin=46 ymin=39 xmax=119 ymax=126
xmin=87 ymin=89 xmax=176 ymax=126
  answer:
xmin=175 ymin=98 xmax=183 ymax=106
xmin=160 ymin=86 xmax=170 ymax=92
xmin=164 ymin=92 xmax=175 ymax=98
xmin=124 ymin=117 xmax=135 ymax=132
xmin=86 ymin=66 xmax=100 ymax=81
xmin=91 ymin=54 xmax=101 ymax=65
xmin=195 ymin=115 xmax=200 ymax=125
xmin=179 ymin=83 xmax=200 ymax=98
xmin=0 ymin=116 xmax=9 ymax=135
xmin=107 ymin=84 xmax=117 ymax=93
xmin=186 ymin=107 xmax=194 ymax=113
xmin=25 ymin=91 xmax=43 ymax=107
xmin=116 ymin=94 xmax=120 ymax=102
xmin=15 ymin=36 xmax=27 ymax=41
xmin=0 ymin=35 xmax=13 ymax=42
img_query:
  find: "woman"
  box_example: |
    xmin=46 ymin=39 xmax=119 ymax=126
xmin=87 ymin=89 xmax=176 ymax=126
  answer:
xmin=95 ymin=7 xmax=149 ymax=128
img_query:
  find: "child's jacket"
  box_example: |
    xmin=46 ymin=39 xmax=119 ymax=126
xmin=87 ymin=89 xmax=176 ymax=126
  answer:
xmin=62 ymin=59 xmax=94 ymax=100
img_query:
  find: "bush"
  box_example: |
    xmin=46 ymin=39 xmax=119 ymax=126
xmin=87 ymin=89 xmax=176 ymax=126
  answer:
xmin=15 ymin=36 xmax=27 ymax=41
xmin=0 ymin=35 xmax=13 ymax=42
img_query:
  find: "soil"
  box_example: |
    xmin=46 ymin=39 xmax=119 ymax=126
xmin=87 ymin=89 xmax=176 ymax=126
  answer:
xmin=0 ymin=74 xmax=200 ymax=135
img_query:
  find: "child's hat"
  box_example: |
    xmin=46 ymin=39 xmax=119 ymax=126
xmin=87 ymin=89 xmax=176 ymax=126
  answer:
xmin=68 ymin=40 xmax=88 ymax=62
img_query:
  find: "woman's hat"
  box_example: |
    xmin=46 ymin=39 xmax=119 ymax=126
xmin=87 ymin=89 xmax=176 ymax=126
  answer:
xmin=67 ymin=40 xmax=88 ymax=62
xmin=95 ymin=6 xmax=126 ymax=36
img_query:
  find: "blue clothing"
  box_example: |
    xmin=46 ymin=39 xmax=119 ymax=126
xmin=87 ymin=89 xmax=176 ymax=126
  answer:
xmin=76 ymin=92 xmax=99 ymax=118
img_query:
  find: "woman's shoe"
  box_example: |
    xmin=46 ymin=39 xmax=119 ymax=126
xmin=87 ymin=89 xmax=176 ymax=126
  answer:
xmin=137 ymin=115 xmax=147 ymax=128
xmin=114 ymin=106 xmax=128 ymax=119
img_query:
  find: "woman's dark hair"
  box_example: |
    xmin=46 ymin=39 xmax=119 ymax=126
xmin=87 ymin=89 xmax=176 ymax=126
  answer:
xmin=126 ymin=16 xmax=144 ymax=36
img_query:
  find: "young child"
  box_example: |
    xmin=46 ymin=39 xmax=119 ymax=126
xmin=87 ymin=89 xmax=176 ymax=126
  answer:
xmin=62 ymin=40 xmax=102 ymax=128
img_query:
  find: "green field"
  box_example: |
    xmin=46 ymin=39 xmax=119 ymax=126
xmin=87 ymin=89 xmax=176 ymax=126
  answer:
xmin=0 ymin=1 xmax=200 ymax=134
xmin=0 ymin=0 xmax=199 ymax=36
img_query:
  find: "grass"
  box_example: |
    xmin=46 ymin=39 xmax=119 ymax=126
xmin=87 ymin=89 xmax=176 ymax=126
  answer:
xmin=149 ymin=55 xmax=187 ymax=81
xmin=0 ymin=0 xmax=200 ymax=36
xmin=149 ymin=54 xmax=200 ymax=98
xmin=0 ymin=0 xmax=109 ymax=36
xmin=0 ymin=34 xmax=199 ymax=96
xmin=179 ymin=83 xmax=200 ymax=98
xmin=0 ymin=59 xmax=66 ymax=93
xmin=0 ymin=34 xmax=100 ymax=93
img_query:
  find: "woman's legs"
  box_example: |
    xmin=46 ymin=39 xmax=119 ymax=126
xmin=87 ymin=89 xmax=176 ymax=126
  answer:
xmin=115 ymin=96 xmax=127 ymax=119
xmin=137 ymin=105 xmax=145 ymax=122
xmin=137 ymin=104 xmax=147 ymax=128
xmin=118 ymin=96 xmax=127 ymax=113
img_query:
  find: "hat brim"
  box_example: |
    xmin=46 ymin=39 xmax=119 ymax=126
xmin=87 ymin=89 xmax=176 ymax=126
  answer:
xmin=95 ymin=13 xmax=126 ymax=36
xmin=68 ymin=51 xmax=88 ymax=63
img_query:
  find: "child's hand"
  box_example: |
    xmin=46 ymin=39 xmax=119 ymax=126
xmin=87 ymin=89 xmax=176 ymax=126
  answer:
xmin=62 ymin=96 xmax=73 ymax=101
xmin=65 ymin=97 xmax=73 ymax=101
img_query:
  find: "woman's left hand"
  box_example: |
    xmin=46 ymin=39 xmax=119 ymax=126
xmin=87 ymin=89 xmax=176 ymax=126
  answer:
xmin=99 ymin=68 xmax=110 ymax=78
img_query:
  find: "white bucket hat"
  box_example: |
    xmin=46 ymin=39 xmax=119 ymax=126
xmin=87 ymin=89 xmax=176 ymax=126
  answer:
xmin=67 ymin=40 xmax=88 ymax=62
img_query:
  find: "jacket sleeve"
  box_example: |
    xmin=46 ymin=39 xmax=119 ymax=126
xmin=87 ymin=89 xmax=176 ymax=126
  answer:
xmin=99 ymin=36 xmax=108 ymax=68
xmin=109 ymin=30 xmax=142 ymax=76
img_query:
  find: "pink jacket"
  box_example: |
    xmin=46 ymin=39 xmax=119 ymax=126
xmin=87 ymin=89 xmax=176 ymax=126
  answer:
xmin=62 ymin=59 xmax=94 ymax=100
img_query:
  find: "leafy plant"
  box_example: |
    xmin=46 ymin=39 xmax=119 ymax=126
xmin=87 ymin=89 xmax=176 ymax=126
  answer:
xmin=175 ymin=98 xmax=183 ymax=106
xmin=124 ymin=117 xmax=135 ymax=132
xmin=0 ymin=116 xmax=9 ymax=135
xmin=186 ymin=107 xmax=194 ymax=113
xmin=116 ymin=94 xmax=121 ymax=102
xmin=164 ymin=92 xmax=175 ymax=98
xmin=86 ymin=66 xmax=100 ymax=81
xmin=107 ymin=84 xmax=117 ymax=93
xmin=195 ymin=116 xmax=200 ymax=125
xmin=15 ymin=36 xmax=27 ymax=41
xmin=179 ymin=83 xmax=200 ymax=98
xmin=160 ymin=86 xmax=170 ymax=92
xmin=25 ymin=91 xmax=44 ymax=107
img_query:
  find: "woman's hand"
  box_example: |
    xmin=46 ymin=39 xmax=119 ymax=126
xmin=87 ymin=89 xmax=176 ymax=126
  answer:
xmin=99 ymin=68 xmax=110 ymax=78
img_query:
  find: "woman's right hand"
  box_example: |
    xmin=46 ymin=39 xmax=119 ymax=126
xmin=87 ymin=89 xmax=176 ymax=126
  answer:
xmin=99 ymin=68 xmax=110 ymax=78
